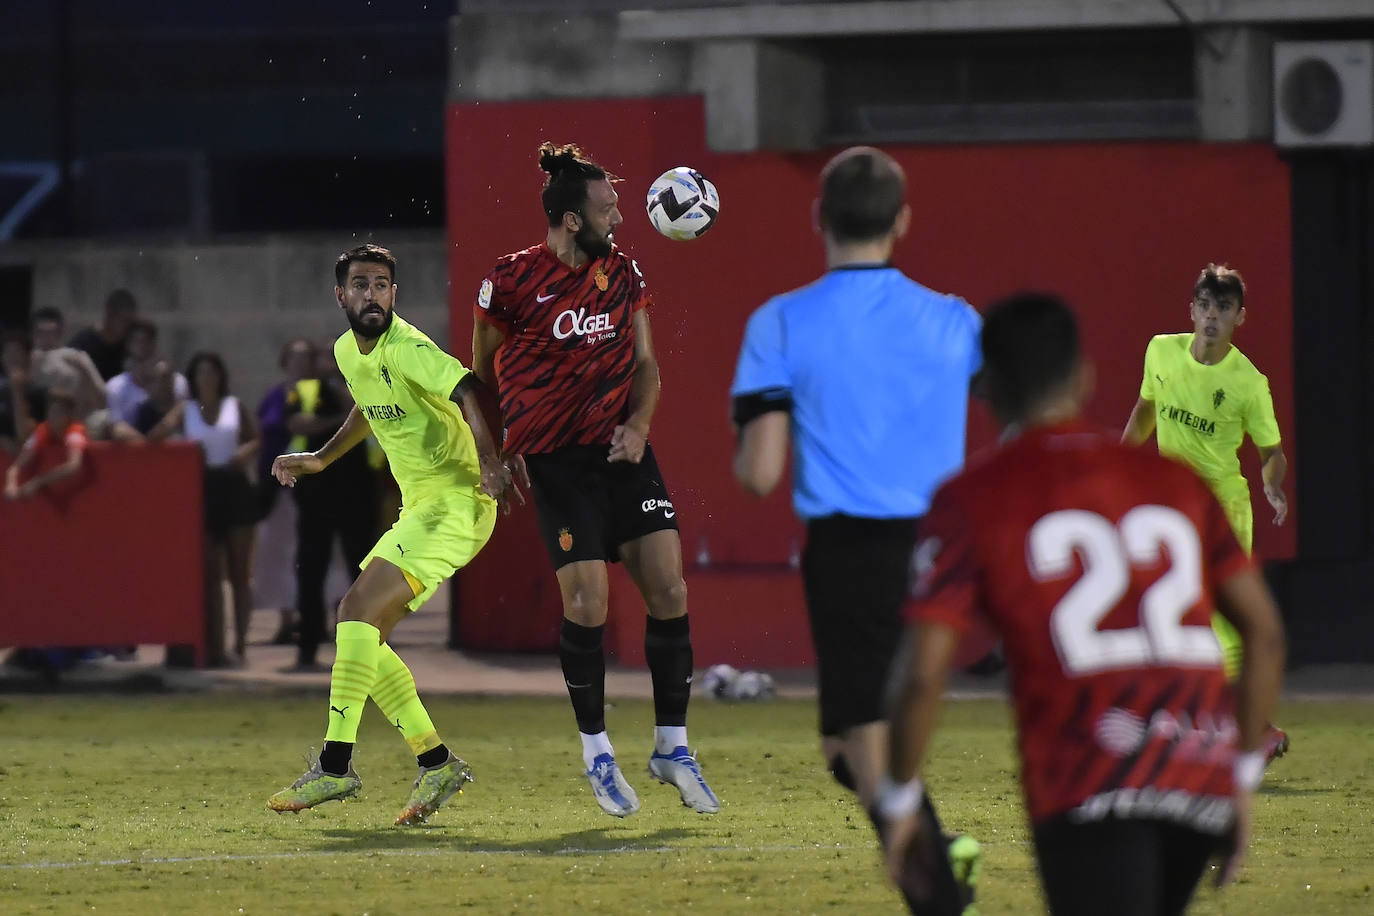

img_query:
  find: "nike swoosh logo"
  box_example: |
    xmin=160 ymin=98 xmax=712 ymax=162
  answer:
xmin=664 ymin=510 xmax=675 ymax=518
xmin=536 ymin=293 xmax=557 ymax=303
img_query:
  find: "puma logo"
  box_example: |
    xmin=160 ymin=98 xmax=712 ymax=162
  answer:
xmin=330 ymin=705 xmax=349 ymax=719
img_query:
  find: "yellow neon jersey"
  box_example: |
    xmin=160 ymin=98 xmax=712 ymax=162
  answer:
xmin=334 ymin=314 xmax=489 ymax=507
xmin=1139 ymin=332 xmax=1281 ymax=501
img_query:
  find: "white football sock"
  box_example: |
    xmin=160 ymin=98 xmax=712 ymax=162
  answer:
xmin=654 ymin=725 xmax=688 ymax=755
xmin=580 ymin=730 xmax=614 ymax=770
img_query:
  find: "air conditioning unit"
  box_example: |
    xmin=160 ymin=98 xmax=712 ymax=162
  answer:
xmin=1273 ymin=40 xmax=1373 ymax=147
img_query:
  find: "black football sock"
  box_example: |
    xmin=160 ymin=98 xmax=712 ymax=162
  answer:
xmin=645 ymin=614 xmax=693 ymax=727
xmin=417 ymin=744 xmax=450 ymax=769
xmin=560 ymin=619 xmax=607 ymax=734
xmin=319 ymin=740 xmax=353 ymax=777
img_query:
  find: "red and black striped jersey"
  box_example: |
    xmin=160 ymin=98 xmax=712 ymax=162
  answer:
xmin=908 ymin=421 xmax=1251 ymax=831
xmin=475 ymin=243 xmax=651 ymax=455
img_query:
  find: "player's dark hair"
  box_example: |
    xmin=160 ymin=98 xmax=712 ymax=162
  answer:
xmin=1193 ymin=263 xmax=1246 ymax=308
xmin=979 ymin=293 xmax=1079 ymax=422
xmin=185 ymin=350 xmax=231 ymax=400
xmin=539 ymin=142 xmax=616 ymax=227
xmin=818 ymin=146 xmax=906 ymax=243
xmin=32 ymin=306 xmax=64 ymax=328
xmin=104 ymin=288 xmax=137 ymax=316
xmin=335 ymin=244 xmax=397 ymax=286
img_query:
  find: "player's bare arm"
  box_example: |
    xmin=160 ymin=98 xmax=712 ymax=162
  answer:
xmin=471 ymin=320 xmax=504 ymax=391
xmin=608 ymin=309 xmax=659 ymax=464
xmin=1257 ymin=443 xmax=1288 ymax=525
xmin=732 ymin=410 xmax=789 ymax=497
xmin=1121 ymin=396 xmax=1156 ymax=445
xmin=451 ymin=373 xmax=526 ymax=513
xmin=880 ymin=621 xmax=960 ymax=884
xmin=272 ymin=404 xmax=372 ymax=487
xmin=1211 ymin=565 xmax=1285 ymax=885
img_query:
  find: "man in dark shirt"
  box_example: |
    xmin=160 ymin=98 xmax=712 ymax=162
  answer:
xmin=68 ymin=288 xmax=138 ymax=381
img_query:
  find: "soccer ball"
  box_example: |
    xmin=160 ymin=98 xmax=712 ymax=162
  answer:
xmin=645 ymin=167 xmax=720 ymax=240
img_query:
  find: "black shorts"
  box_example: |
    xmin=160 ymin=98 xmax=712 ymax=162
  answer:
xmin=203 ymin=466 xmax=257 ymax=536
xmin=802 ymin=513 xmax=920 ymax=737
xmin=524 ymin=442 xmax=679 ymax=570
xmin=1033 ymin=815 xmax=1222 ymax=916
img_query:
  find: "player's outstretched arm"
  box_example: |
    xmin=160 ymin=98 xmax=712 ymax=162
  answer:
xmin=1121 ymin=396 xmax=1156 ymax=446
xmin=272 ymin=405 xmax=371 ymax=487
xmin=1212 ymin=565 xmax=1285 ymax=886
xmin=1256 ymin=444 xmax=1288 ymax=525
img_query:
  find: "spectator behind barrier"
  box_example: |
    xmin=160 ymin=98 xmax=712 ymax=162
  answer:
xmin=4 ymin=387 xmax=88 ymax=501
xmin=148 ymin=351 xmax=261 ymax=667
xmin=106 ymin=319 xmax=190 ymax=425
xmin=68 ymin=288 xmax=138 ymax=381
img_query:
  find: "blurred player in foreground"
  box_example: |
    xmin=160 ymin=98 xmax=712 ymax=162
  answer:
xmin=1122 ymin=264 xmax=1290 ymax=762
xmin=267 ymin=244 xmax=520 ymax=825
xmin=883 ymin=293 xmax=1285 ymax=915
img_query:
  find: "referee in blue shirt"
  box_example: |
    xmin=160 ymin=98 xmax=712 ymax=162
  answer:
xmin=730 ymin=147 xmax=982 ymax=914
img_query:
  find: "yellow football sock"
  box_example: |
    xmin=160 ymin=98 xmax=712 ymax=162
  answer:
xmin=370 ymin=642 xmax=442 ymax=756
xmin=324 ymin=621 xmax=382 ymax=744
xmin=1211 ymin=612 xmax=1243 ymax=682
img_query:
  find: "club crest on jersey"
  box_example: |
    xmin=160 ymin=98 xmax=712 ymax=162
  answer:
xmin=594 ymin=267 xmax=609 ymax=291
xmin=1213 ymin=388 xmax=1225 ymax=408
xmin=381 ymin=365 xmax=392 ymax=388
xmin=558 ymin=528 xmax=573 ymax=552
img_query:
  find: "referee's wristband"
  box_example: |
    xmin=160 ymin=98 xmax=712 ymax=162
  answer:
xmin=876 ymin=776 xmax=925 ymax=821
xmin=1234 ymin=751 xmax=1265 ymax=792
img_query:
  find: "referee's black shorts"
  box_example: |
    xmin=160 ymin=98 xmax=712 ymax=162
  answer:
xmin=523 ymin=442 xmax=680 ymax=570
xmin=1033 ymin=815 xmax=1222 ymax=916
xmin=801 ymin=513 xmax=920 ymax=737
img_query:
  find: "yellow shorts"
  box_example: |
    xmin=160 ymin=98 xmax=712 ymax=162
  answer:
xmin=362 ymin=491 xmax=497 ymax=610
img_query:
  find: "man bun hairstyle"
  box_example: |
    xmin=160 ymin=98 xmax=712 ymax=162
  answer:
xmin=818 ymin=146 xmax=906 ymax=243
xmin=1193 ymin=263 xmax=1246 ymax=308
xmin=335 ymin=243 xmax=397 ymax=286
xmin=979 ymin=292 xmax=1080 ymax=422
xmin=539 ymin=141 xmax=615 ymax=227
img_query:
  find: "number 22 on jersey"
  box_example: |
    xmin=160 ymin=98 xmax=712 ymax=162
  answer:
xmin=1029 ymin=505 xmax=1223 ymax=676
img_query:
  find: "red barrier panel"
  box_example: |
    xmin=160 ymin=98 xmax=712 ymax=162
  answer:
xmin=445 ymin=96 xmax=1296 ymax=664
xmin=0 ymin=443 xmax=205 ymax=663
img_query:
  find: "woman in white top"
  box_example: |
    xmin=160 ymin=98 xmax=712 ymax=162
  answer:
xmin=151 ymin=351 xmax=260 ymax=667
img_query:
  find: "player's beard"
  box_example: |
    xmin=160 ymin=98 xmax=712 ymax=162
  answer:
xmin=348 ymin=304 xmax=394 ymax=340
xmin=575 ymin=223 xmax=613 ymax=260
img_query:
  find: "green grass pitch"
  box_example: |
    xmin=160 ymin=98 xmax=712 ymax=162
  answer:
xmin=2 ymin=695 xmax=1371 ymax=914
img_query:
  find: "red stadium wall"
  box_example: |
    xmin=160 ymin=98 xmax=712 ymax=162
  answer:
xmin=445 ymin=96 xmax=1296 ymax=664
xmin=0 ymin=444 xmax=206 ymax=662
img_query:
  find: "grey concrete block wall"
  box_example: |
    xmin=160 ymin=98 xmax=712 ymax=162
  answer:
xmin=4 ymin=231 xmax=450 ymax=414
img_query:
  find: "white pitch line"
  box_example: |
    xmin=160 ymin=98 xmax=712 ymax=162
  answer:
xmin=0 ymin=843 xmax=868 ymax=871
